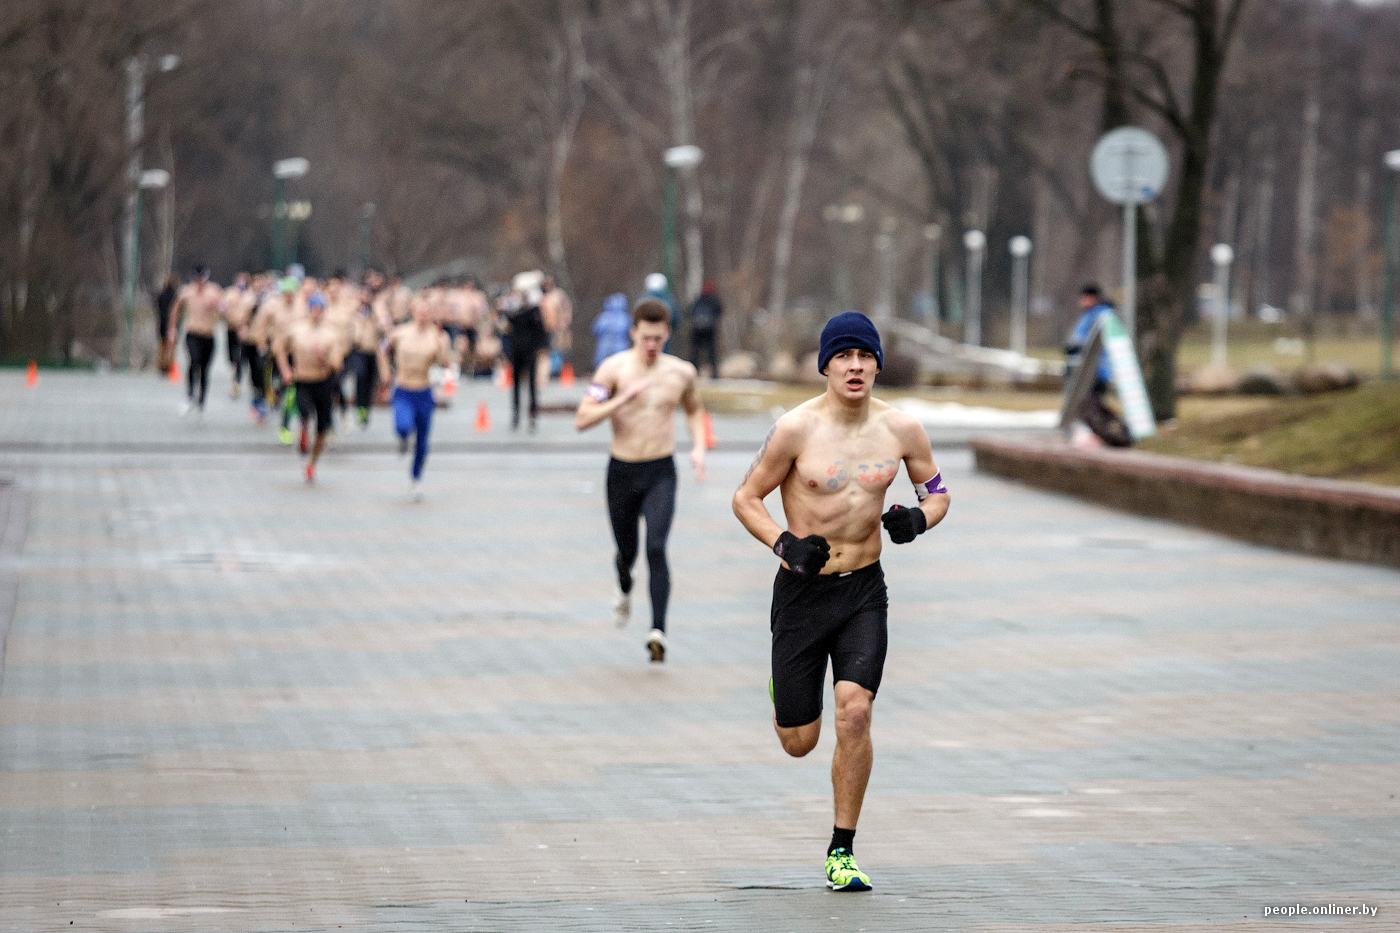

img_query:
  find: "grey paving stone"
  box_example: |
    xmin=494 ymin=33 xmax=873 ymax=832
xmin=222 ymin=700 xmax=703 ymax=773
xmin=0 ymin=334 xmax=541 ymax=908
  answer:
xmin=1 ymin=369 xmax=1397 ymax=932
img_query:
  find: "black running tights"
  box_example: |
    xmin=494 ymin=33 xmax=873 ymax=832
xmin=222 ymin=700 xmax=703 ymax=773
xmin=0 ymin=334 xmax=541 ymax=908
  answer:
xmin=186 ymin=333 xmax=215 ymax=406
xmin=606 ymin=456 xmax=677 ymax=632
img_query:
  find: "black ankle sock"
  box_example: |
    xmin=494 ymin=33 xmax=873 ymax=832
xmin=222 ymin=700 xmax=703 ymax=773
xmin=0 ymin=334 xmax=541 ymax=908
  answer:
xmin=616 ymin=559 xmax=632 ymax=595
xmin=829 ymin=827 xmax=855 ymax=855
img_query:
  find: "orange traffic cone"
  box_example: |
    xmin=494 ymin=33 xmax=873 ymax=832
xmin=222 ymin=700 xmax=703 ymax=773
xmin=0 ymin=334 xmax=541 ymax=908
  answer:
xmin=442 ymin=368 xmax=458 ymax=398
xmin=474 ymin=400 xmax=492 ymax=433
xmin=702 ymin=410 xmax=717 ymax=450
xmin=559 ymin=362 xmax=575 ymax=387
xmin=168 ymin=362 xmax=181 ymax=385
xmin=25 ymin=360 xmax=38 ymax=388
xmin=497 ymin=363 xmax=513 ymax=388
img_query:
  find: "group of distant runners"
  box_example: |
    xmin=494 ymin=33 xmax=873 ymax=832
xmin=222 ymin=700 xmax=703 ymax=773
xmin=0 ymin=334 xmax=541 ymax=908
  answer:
xmin=160 ymin=266 xmax=573 ymax=490
xmin=160 ymin=265 xmax=952 ymax=894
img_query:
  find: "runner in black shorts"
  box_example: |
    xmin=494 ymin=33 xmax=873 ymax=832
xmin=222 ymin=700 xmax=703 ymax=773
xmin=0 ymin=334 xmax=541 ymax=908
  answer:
xmin=770 ymin=561 xmax=887 ymax=730
xmin=734 ymin=312 xmax=950 ymax=892
xmin=295 ymin=377 xmax=335 ymax=444
xmin=275 ymin=292 xmax=346 ymax=483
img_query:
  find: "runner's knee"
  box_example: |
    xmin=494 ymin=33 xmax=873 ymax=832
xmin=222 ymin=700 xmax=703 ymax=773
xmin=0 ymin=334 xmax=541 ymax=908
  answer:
xmin=833 ymin=686 xmax=873 ymax=738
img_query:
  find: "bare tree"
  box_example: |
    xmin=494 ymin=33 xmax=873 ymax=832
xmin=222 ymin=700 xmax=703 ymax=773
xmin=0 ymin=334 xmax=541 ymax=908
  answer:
xmin=1023 ymin=0 xmax=1251 ymax=419
xmin=766 ymin=5 xmax=865 ymax=333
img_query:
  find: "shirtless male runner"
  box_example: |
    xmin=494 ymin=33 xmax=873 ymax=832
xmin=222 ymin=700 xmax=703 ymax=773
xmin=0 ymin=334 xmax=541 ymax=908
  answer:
xmin=732 ymin=311 xmax=950 ymax=892
xmin=347 ymin=287 xmax=382 ymax=428
xmin=274 ymin=293 xmax=345 ymax=483
xmin=231 ymin=272 xmax=272 ymax=422
xmin=574 ymin=299 xmax=707 ymax=663
xmin=380 ymin=299 xmax=452 ymax=500
xmin=459 ymin=278 xmax=489 ymax=376
xmin=223 ymin=272 xmax=258 ymax=399
xmin=168 ymin=266 xmax=224 ymax=417
xmin=540 ymin=274 xmax=573 ymax=384
xmin=262 ymin=277 xmax=305 ymax=445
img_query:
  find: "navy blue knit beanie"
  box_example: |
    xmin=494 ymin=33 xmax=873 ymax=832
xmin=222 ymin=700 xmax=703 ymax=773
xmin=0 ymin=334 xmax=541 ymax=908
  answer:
xmin=818 ymin=312 xmax=883 ymax=374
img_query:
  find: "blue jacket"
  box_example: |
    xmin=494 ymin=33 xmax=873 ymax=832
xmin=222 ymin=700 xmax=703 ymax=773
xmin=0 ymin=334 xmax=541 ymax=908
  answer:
xmin=1068 ymin=303 xmax=1114 ymax=384
xmin=592 ymin=293 xmax=632 ymax=367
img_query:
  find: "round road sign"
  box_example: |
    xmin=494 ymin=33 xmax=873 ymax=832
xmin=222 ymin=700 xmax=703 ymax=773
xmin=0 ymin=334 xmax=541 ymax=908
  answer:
xmin=1090 ymin=127 xmax=1169 ymax=205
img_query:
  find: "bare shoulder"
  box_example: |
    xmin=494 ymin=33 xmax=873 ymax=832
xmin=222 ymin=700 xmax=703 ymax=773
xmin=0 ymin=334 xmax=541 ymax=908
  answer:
xmin=773 ymin=400 xmax=822 ymax=445
xmin=661 ymin=353 xmax=698 ymax=383
xmin=593 ymin=352 xmax=625 ymax=384
xmin=875 ymin=401 xmax=932 ymax=450
xmin=873 ymin=399 xmax=921 ymax=432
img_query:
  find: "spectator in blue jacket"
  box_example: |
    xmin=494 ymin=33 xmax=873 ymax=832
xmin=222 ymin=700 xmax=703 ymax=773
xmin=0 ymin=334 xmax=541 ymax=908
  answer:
xmin=592 ymin=293 xmax=632 ymax=368
xmin=1065 ymin=285 xmax=1130 ymax=447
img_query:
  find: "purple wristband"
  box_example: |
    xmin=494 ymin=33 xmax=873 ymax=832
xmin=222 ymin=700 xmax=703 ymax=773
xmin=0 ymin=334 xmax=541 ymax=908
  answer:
xmin=914 ymin=472 xmax=948 ymax=501
xmin=586 ymin=382 xmax=611 ymax=403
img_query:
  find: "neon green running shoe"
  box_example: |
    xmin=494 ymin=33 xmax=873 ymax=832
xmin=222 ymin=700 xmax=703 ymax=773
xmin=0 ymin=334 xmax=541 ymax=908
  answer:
xmin=825 ymin=848 xmax=871 ymax=891
xmin=278 ymin=427 xmax=294 ymax=446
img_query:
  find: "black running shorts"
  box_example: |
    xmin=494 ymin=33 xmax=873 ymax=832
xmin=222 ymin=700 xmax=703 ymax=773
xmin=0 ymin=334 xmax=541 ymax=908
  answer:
xmin=770 ymin=561 xmax=888 ymax=729
xmin=295 ymin=377 xmax=336 ymax=433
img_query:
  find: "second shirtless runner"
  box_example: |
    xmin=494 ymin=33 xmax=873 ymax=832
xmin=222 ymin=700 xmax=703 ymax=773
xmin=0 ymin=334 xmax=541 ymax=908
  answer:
xmin=574 ymin=299 xmax=706 ymax=663
xmin=732 ymin=311 xmax=950 ymax=892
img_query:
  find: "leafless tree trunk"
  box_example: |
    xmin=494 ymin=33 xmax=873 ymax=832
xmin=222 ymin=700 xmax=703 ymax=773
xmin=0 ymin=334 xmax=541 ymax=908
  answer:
xmin=541 ymin=8 xmax=587 ymax=291
xmin=1028 ymin=0 xmax=1252 ymax=420
xmin=767 ymin=15 xmax=856 ymax=328
xmin=1355 ymin=117 xmax=1377 ymax=319
xmin=1291 ymin=89 xmax=1321 ymax=330
xmin=156 ymin=125 xmax=176 ymax=282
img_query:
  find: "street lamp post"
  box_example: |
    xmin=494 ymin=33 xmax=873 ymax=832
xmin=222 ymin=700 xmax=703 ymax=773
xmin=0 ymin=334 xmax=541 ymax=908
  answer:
xmin=272 ymin=157 xmax=310 ymax=273
xmin=120 ymin=169 xmax=171 ymax=369
xmin=873 ymin=216 xmax=898 ymax=326
xmin=822 ymin=204 xmax=864 ymax=312
xmin=121 ymin=53 xmax=178 ymax=370
xmin=1210 ymin=244 xmax=1235 ymax=368
xmin=1009 ymin=236 xmax=1032 ymax=355
xmin=922 ymin=223 xmax=943 ymax=327
xmin=1382 ymin=150 xmax=1400 ymax=380
xmin=357 ymin=202 xmax=376 ymax=279
xmin=662 ymin=145 xmax=703 ymax=360
xmin=963 ymin=229 xmax=986 ymax=346
xmin=286 ymin=201 xmax=313 ymax=268
xmin=661 ymin=149 xmax=703 ymax=285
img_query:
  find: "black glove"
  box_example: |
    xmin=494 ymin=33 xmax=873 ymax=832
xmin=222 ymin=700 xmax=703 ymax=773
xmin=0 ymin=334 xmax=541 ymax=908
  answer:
xmin=881 ymin=504 xmax=926 ymax=544
xmin=773 ymin=531 xmax=830 ymax=576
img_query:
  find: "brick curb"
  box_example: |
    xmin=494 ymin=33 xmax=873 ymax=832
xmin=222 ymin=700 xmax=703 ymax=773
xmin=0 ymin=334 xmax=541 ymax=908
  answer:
xmin=971 ymin=435 xmax=1400 ymax=568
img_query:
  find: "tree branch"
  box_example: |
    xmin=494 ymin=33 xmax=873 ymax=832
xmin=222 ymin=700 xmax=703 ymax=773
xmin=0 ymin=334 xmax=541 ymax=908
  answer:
xmin=1016 ymin=0 xmax=1100 ymax=43
xmin=1141 ymin=0 xmax=1196 ymax=19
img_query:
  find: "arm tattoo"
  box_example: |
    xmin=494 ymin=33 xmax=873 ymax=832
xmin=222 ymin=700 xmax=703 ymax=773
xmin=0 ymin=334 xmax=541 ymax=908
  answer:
xmin=741 ymin=425 xmax=777 ymax=486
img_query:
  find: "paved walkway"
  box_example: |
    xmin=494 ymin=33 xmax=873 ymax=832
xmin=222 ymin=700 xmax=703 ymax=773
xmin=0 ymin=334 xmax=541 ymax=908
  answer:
xmin=1 ymin=367 xmax=1397 ymax=932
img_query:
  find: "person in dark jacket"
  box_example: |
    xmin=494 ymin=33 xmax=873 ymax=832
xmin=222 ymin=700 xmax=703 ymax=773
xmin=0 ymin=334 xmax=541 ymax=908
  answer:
xmin=689 ymin=280 xmax=722 ymax=378
xmin=155 ymin=274 xmax=179 ymax=373
xmin=507 ymin=284 xmax=549 ymax=432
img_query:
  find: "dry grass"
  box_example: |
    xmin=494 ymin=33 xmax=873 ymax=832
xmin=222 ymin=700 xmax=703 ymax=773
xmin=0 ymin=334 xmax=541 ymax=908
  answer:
xmin=1142 ymin=381 xmax=1400 ymax=486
